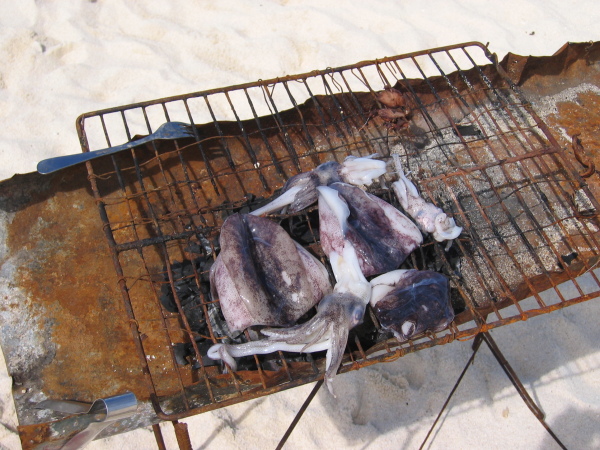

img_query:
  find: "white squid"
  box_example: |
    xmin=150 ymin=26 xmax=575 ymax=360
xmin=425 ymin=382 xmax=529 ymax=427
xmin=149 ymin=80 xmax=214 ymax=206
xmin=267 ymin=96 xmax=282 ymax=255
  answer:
xmin=391 ymin=154 xmax=462 ymax=245
xmin=208 ymin=188 xmax=374 ymax=396
xmin=250 ymin=154 xmax=387 ymax=216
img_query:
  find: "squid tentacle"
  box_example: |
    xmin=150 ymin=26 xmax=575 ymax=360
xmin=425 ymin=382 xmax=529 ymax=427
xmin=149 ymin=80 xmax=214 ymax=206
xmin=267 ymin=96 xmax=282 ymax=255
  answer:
xmin=251 ymin=155 xmax=386 ymax=216
xmin=207 ymin=339 xmax=331 ymax=372
xmin=207 ymin=290 xmax=367 ymax=395
xmin=261 ymin=316 xmax=329 ymax=343
xmin=339 ymin=154 xmax=386 ymax=186
xmin=250 ymin=185 xmax=303 ymax=217
xmin=324 ymin=309 xmax=351 ymax=397
xmin=300 ymin=323 xmax=331 ymax=352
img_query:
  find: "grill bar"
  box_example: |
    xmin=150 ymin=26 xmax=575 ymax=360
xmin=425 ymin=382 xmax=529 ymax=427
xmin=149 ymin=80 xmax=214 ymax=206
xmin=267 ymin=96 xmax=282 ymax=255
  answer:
xmin=77 ymin=42 xmax=600 ymax=420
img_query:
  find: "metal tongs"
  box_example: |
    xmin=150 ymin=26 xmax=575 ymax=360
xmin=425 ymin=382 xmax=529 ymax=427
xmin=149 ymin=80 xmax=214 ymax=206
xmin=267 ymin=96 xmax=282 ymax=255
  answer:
xmin=35 ymin=391 xmax=138 ymax=449
xmin=37 ymin=121 xmax=195 ymax=174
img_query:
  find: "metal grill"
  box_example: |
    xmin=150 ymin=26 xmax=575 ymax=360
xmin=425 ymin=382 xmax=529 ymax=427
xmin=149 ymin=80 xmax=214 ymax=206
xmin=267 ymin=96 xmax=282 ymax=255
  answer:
xmin=76 ymin=42 xmax=600 ymax=420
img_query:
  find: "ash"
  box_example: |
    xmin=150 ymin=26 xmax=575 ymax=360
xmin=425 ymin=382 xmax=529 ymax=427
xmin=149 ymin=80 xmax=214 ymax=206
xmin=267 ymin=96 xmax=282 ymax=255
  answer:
xmin=385 ymin=91 xmax=589 ymax=306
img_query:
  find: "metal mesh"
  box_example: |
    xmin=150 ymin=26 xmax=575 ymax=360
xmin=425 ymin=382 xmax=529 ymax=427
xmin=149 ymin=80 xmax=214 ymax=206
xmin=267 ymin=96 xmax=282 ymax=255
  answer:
xmin=77 ymin=42 xmax=600 ymax=419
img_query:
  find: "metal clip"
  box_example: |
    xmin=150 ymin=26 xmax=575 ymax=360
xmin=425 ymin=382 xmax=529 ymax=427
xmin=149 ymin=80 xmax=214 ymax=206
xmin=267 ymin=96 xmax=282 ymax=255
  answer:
xmin=35 ymin=392 xmax=137 ymax=449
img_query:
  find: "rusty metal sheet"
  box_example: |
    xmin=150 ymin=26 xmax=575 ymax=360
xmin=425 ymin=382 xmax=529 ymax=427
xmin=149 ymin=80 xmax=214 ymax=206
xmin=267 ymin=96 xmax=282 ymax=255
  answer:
xmin=1 ymin=41 xmax=600 ymax=447
xmin=0 ymin=168 xmax=156 ymax=448
xmin=504 ymin=42 xmax=600 ymax=194
xmin=496 ymin=42 xmax=600 ymax=302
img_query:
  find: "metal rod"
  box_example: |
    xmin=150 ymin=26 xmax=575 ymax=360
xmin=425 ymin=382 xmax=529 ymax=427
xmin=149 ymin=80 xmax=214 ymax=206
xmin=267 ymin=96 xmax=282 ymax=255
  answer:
xmin=181 ymin=99 xmax=217 ymax=223
xmin=282 ymin=80 xmax=316 ymax=149
xmin=203 ymin=94 xmax=236 ymax=173
xmin=300 ymin=79 xmax=338 ymax=160
xmin=275 ymin=380 xmax=324 ymax=450
xmin=152 ymin=424 xmax=167 ymax=450
xmin=480 ymin=332 xmax=568 ymax=450
xmin=172 ymin=420 xmax=193 ymax=450
xmin=320 ymin=74 xmax=353 ymax=136
xmin=419 ymin=334 xmax=483 ymax=450
xmin=261 ymin=83 xmax=302 ymax=171
xmin=243 ymin=88 xmax=287 ymax=178
xmin=223 ymin=91 xmax=270 ymax=191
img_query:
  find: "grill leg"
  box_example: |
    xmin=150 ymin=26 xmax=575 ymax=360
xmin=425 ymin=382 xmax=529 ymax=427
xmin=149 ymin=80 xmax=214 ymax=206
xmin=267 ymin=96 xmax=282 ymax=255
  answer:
xmin=152 ymin=424 xmax=167 ymax=450
xmin=480 ymin=332 xmax=567 ymax=450
xmin=419 ymin=334 xmax=483 ymax=449
xmin=172 ymin=420 xmax=193 ymax=450
xmin=276 ymin=379 xmax=324 ymax=450
xmin=420 ymin=332 xmax=567 ymax=450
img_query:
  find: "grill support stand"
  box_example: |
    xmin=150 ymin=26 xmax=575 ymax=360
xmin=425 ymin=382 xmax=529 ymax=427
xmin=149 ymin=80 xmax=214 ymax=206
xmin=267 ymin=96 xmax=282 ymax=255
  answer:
xmin=275 ymin=379 xmax=325 ymax=450
xmin=153 ymin=332 xmax=569 ymax=450
xmin=152 ymin=424 xmax=167 ymax=450
xmin=172 ymin=420 xmax=193 ymax=450
xmin=420 ymin=332 xmax=568 ymax=450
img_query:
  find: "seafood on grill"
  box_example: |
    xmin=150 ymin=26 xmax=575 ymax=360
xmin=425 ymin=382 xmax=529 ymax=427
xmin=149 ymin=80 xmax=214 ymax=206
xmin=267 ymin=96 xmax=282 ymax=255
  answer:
xmin=207 ymin=172 xmax=443 ymax=394
xmin=209 ymin=186 xmax=385 ymax=395
xmin=250 ymin=154 xmax=387 ymax=216
xmin=370 ymin=269 xmax=454 ymax=342
xmin=391 ymin=154 xmax=462 ymax=244
xmin=376 ymin=87 xmax=407 ymax=109
xmin=209 ymin=213 xmax=332 ymax=332
xmin=318 ymin=183 xmax=422 ymax=277
xmin=208 ymin=241 xmax=371 ymax=396
xmin=375 ymin=87 xmax=412 ymax=130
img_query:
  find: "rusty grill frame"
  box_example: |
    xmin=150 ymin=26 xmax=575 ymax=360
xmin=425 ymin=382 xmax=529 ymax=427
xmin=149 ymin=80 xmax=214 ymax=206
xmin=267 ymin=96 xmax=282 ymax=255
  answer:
xmin=76 ymin=42 xmax=600 ymax=421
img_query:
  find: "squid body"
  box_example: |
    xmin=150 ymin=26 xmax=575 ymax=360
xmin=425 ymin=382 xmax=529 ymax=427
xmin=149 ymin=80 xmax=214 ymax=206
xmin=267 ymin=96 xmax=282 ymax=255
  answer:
xmin=370 ymin=269 xmax=454 ymax=342
xmin=209 ymin=213 xmax=332 ymax=332
xmin=318 ymin=182 xmax=423 ymax=277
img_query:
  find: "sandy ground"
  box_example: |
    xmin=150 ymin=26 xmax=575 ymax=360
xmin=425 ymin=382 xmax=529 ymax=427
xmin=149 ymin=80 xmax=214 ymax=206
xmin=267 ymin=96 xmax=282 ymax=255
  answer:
xmin=1 ymin=1 xmax=600 ymax=449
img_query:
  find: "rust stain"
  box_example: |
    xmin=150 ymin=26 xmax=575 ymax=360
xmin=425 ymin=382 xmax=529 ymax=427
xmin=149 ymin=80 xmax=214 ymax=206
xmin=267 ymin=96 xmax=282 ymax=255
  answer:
xmin=504 ymin=41 xmax=600 ymax=200
xmin=547 ymin=91 xmax=600 ymax=155
xmin=1 ymin=169 xmax=149 ymax=410
xmin=543 ymin=91 xmax=600 ymax=204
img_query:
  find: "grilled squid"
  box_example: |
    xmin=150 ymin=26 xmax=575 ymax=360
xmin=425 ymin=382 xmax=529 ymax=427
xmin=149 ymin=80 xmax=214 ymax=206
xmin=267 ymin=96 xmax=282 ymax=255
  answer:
xmin=391 ymin=154 xmax=462 ymax=244
xmin=251 ymin=154 xmax=387 ymax=216
xmin=208 ymin=186 xmax=382 ymax=395
xmin=319 ymin=182 xmax=423 ymax=277
xmin=370 ymin=269 xmax=454 ymax=342
xmin=209 ymin=213 xmax=332 ymax=332
xmin=208 ymin=242 xmax=370 ymax=396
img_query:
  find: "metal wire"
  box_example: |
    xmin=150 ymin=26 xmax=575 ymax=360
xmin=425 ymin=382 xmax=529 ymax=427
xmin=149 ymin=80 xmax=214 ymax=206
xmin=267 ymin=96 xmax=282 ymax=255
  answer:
xmin=77 ymin=42 xmax=600 ymax=420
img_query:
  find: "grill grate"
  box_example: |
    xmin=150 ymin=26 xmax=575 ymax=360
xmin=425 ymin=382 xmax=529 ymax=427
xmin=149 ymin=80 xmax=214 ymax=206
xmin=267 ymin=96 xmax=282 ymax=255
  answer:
xmin=77 ymin=42 xmax=600 ymax=419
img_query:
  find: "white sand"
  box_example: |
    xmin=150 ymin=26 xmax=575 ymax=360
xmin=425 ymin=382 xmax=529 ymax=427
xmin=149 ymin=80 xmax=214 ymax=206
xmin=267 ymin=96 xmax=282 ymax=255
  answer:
xmin=1 ymin=1 xmax=600 ymax=448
